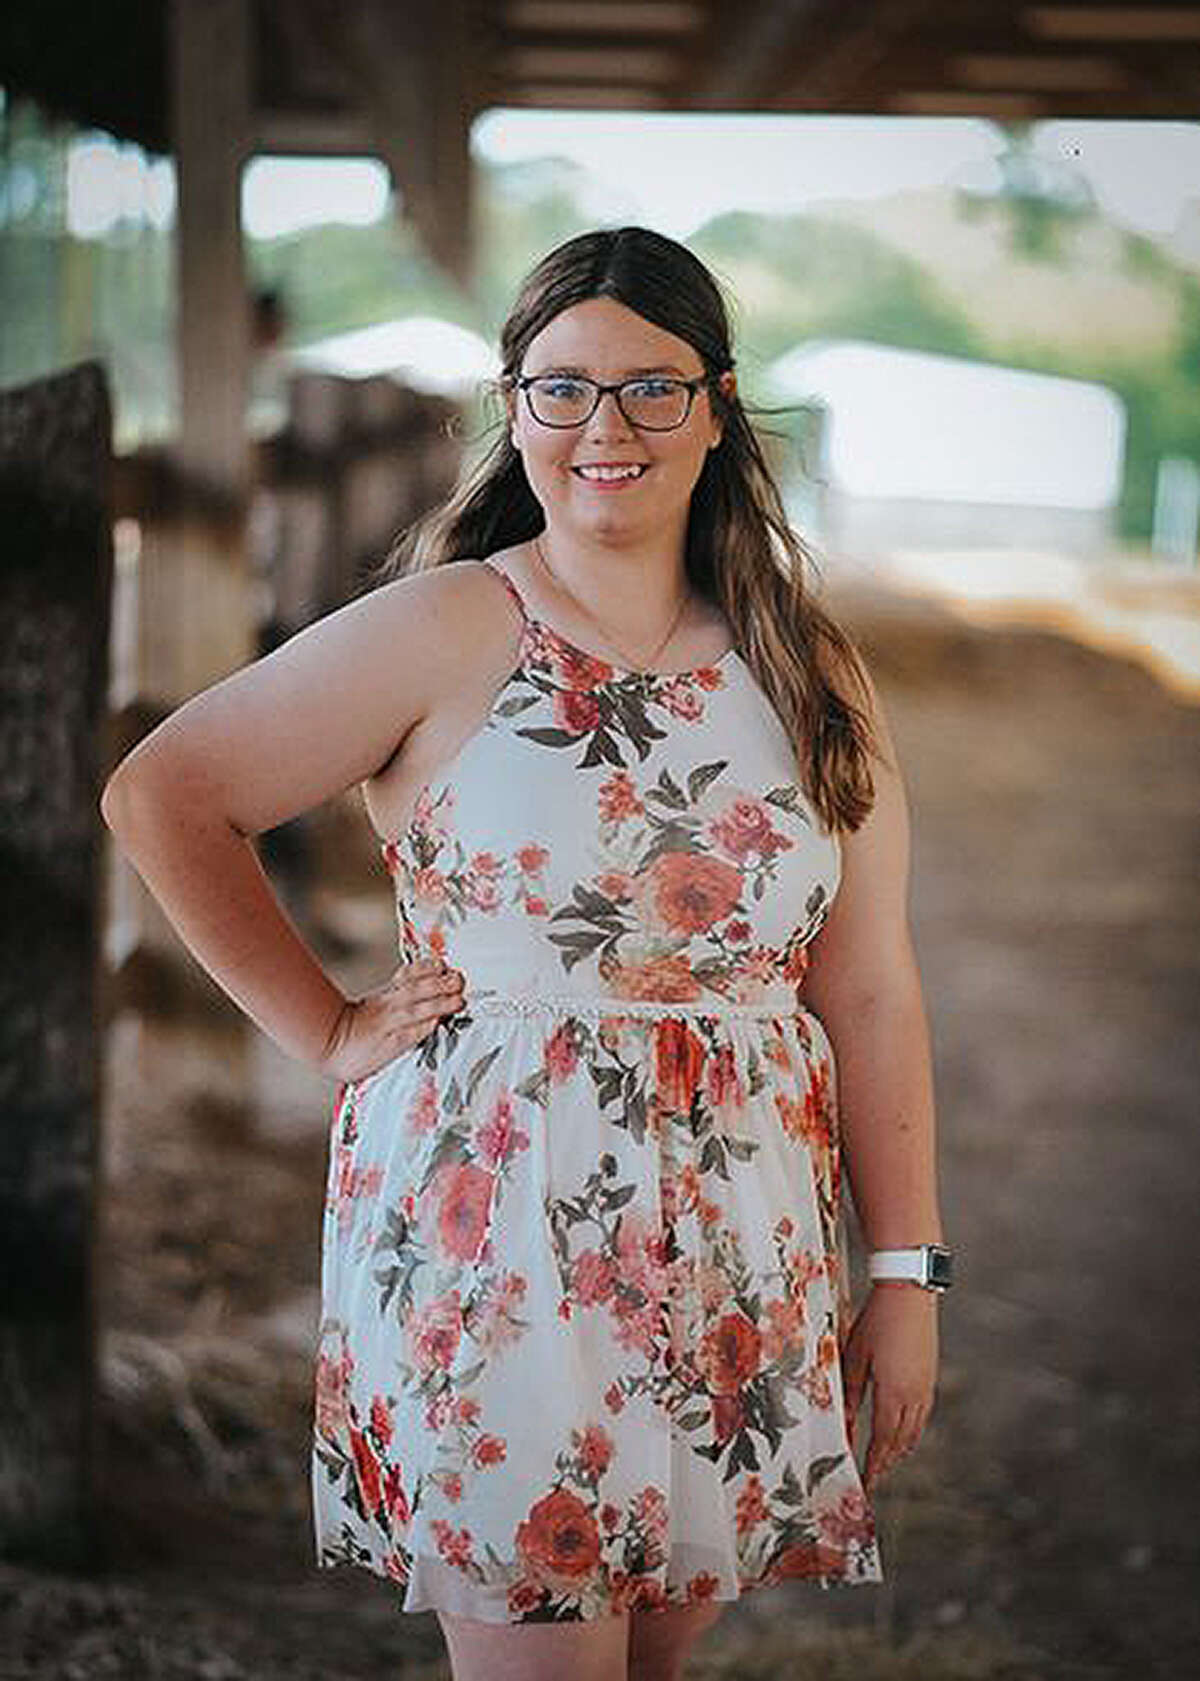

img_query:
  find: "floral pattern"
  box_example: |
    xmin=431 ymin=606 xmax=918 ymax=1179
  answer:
xmin=312 ymin=558 xmax=882 ymax=1623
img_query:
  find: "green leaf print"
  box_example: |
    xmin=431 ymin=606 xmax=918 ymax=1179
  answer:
xmin=645 ymin=766 xmax=687 ymax=810
xmin=464 ymin=1042 xmax=505 ymax=1106
xmin=546 ymin=927 xmax=609 ymax=969
xmin=777 ymin=1462 xmax=805 ymax=1507
xmin=580 ymin=728 xmax=626 ymax=770
xmin=517 ymin=726 xmax=586 ymax=749
xmin=764 ymin=784 xmax=812 ymax=824
xmin=496 ymin=692 xmax=539 ymax=717
xmin=688 ymin=759 xmax=730 ymax=803
xmin=806 ymin=1452 xmax=846 ymax=1496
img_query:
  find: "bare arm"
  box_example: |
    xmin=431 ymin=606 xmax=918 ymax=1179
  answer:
xmin=100 ymin=564 xmax=501 ymax=1073
xmin=801 ymin=664 xmax=944 ymax=1488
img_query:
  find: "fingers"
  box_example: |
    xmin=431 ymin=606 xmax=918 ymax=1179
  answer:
xmin=864 ymin=1399 xmax=931 ymax=1491
xmin=331 ymin=959 xmax=468 ymax=1080
xmin=405 ymin=961 xmax=464 ymax=1035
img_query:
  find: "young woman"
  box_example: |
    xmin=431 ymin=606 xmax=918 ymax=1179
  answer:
xmin=103 ymin=225 xmax=948 ymax=1681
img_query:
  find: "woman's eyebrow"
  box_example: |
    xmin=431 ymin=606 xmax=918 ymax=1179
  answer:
xmin=529 ymin=363 xmax=691 ymax=377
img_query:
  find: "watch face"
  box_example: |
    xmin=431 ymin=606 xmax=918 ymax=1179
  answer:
xmin=927 ymin=1247 xmax=954 ymax=1289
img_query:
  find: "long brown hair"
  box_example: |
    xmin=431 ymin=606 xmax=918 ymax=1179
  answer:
xmin=367 ymin=226 xmax=881 ymax=832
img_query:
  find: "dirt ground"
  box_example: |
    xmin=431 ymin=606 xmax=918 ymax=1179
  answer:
xmin=3 ymin=586 xmax=1198 ymax=1680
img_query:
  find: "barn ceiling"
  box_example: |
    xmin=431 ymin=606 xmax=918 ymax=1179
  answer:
xmin=3 ymin=0 xmax=1198 ymax=159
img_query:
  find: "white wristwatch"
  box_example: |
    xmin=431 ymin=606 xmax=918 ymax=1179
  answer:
xmin=868 ymin=1244 xmax=954 ymax=1292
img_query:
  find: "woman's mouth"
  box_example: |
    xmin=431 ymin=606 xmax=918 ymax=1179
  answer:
xmin=571 ymin=463 xmax=649 ymax=488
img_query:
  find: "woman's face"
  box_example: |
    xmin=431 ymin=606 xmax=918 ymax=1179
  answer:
xmin=507 ymin=297 xmax=734 ymax=549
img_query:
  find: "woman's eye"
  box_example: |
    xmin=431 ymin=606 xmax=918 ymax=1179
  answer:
xmin=541 ymin=378 xmax=588 ymax=400
xmin=629 ymin=379 xmax=676 ymax=399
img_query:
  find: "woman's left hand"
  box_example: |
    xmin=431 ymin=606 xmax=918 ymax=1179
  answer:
xmin=842 ymin=1284 xmax=939 ymax=1492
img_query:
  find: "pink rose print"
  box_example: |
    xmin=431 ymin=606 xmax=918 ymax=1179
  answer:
xmin=571 ymin=1248 xmax=617 ymax=1306
xmin=693 ymin=664 xmax=725 ymax=690
xmin=550 ymin=638 xmax=615 ymax=692
xmin=467 ymin=874 xmax=501 ymax=911
xmin=699 ymin=1310 xmax=763 ymax=1394
xmin=411 ymin=866 xmax=448 ymax=904
xmin=431 ymin=1517 xmax=475 ymax=1567
xmin=735 ymin=1474 xmax=769 ymax=1535
xmin=818 ymin=1490 xmax=877 ymax=1549
xmin=516 ymin=1489 xmax=602 ymax=1589
xmin=604 ymin=952 xmax=703 ymax=1003
xmin=430 ymin=1161 xmax=494 ymax=1263
xmin=475 ymin=1090 xmax=530 ymax=1169
xmin=705 ymin=1043 xmax=745 ymax=1111
xmin=636 ymin=850 xmax=743 ymax=936
xmin=384 ymin=1463 xmax=411 ymax=1528
xmin=571 ymin=1422 xmax=614 ymax=1480
xmin=598 ymin=769 xmax=644 ymax=825
xmin=544 ymin=1022 xmax=580 ymax=1082
xmin=659 ymin=678 xmax=703 ymax=720
xmin=314 ymin=1337 xmax=353 ymax=1441
xmin=406 ymin=1289 xmax=462 ymax=1376
xmin=553 ymin=689 xmax=602 ymax=735
xmin=708 ymin=794 xmax=793 ymax=862
xmin=369 ymin=1393 xmax=394 ymax=1448
xmin=349 ymin=1423 xmax=382 ymax=1516
xmin=406 ymin=1073 xmax=439 ymax=1140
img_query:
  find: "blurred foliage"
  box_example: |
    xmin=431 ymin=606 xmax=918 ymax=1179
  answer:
xmin=693 ymin=209 xmax=986 ymax=373
xmin=2 ymin=89 xmax=1199 ymax=537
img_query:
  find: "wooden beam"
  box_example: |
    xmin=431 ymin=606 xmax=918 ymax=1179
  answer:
xmin=500 ymin=1 xmax=703 ymax=32
xmin=499 ymin=44 xmax=680 ymax=79
xmin=693 ymin=0 xmax=830 ymax=108
xmin=1024 ymin=6 xmax=1200 ymax=43
xmin=880 ymin=84 xmax=1197 ymax=116
xmin=493 ymin=82 xmax=669 ymax=106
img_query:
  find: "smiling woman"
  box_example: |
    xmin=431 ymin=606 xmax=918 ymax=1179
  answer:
xmin=102 ymin=225 xmax=947 ymax=1681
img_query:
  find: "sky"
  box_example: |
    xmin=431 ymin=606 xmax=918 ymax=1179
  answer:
xmin=56 ymin=111 xmax=1200 ymax=246
xmin=470 ymin=112 xmax=1200 ymax=241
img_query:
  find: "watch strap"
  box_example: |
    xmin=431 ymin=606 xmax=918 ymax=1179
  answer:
xmin=868 ymin=1245 xmax=953 ymax=1290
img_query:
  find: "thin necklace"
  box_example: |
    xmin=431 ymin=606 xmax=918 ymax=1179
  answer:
xmin=531 ymin=535 xmax=691 ymax=675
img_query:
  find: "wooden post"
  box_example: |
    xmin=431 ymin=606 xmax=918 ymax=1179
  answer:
xmin=163 ymin=0 xmax=257 ymax=701
xmin=0 ymin=360 xmax=114 ymax=1564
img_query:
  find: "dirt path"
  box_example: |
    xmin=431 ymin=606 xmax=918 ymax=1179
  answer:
xmin=4 ymin=591 xmax=1197 ymax=1679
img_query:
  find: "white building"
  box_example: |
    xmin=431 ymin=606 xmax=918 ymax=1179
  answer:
xmin=766 ymin=339 xmax=1126 ymax=562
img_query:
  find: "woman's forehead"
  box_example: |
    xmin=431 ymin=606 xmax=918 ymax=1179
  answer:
xmin=523 ymin=298 xmax=701 ymax=372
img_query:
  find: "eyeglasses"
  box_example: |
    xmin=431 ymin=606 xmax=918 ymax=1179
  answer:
xmin=510 ymin=372 xmax=712 ymax=431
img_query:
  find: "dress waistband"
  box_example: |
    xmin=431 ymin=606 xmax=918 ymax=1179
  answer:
xmin=463 ymin=987 xmax=799 ymax=1022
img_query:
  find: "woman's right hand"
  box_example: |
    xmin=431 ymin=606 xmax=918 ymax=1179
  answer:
xmin=319 ymin=956 xmax=465 ymax=1083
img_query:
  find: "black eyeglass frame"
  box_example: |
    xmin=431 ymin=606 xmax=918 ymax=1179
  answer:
xmin=507 ymin=372 xmax=715 ymax=431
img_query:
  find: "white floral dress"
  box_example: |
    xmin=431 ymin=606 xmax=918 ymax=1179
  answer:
xmin=311 ymin=556 xmax=882 ymax=1623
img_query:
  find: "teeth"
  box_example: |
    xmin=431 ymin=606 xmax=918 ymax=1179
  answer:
xmin=575 ymin=465 xmax=645 ymax=481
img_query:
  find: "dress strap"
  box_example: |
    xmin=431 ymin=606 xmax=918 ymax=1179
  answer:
xmin=478 ymin=556 xmax=532 ymax=630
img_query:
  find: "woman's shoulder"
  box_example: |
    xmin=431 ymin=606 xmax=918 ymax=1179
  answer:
xmin=368 ymin=556 xmax=527 ymax=679
xmin=365 ymin=555 xmax=523 ymax=627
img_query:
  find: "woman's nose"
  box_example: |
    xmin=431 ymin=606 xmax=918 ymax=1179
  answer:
xmin=586 ymin=388 xmax=636 ymax=436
